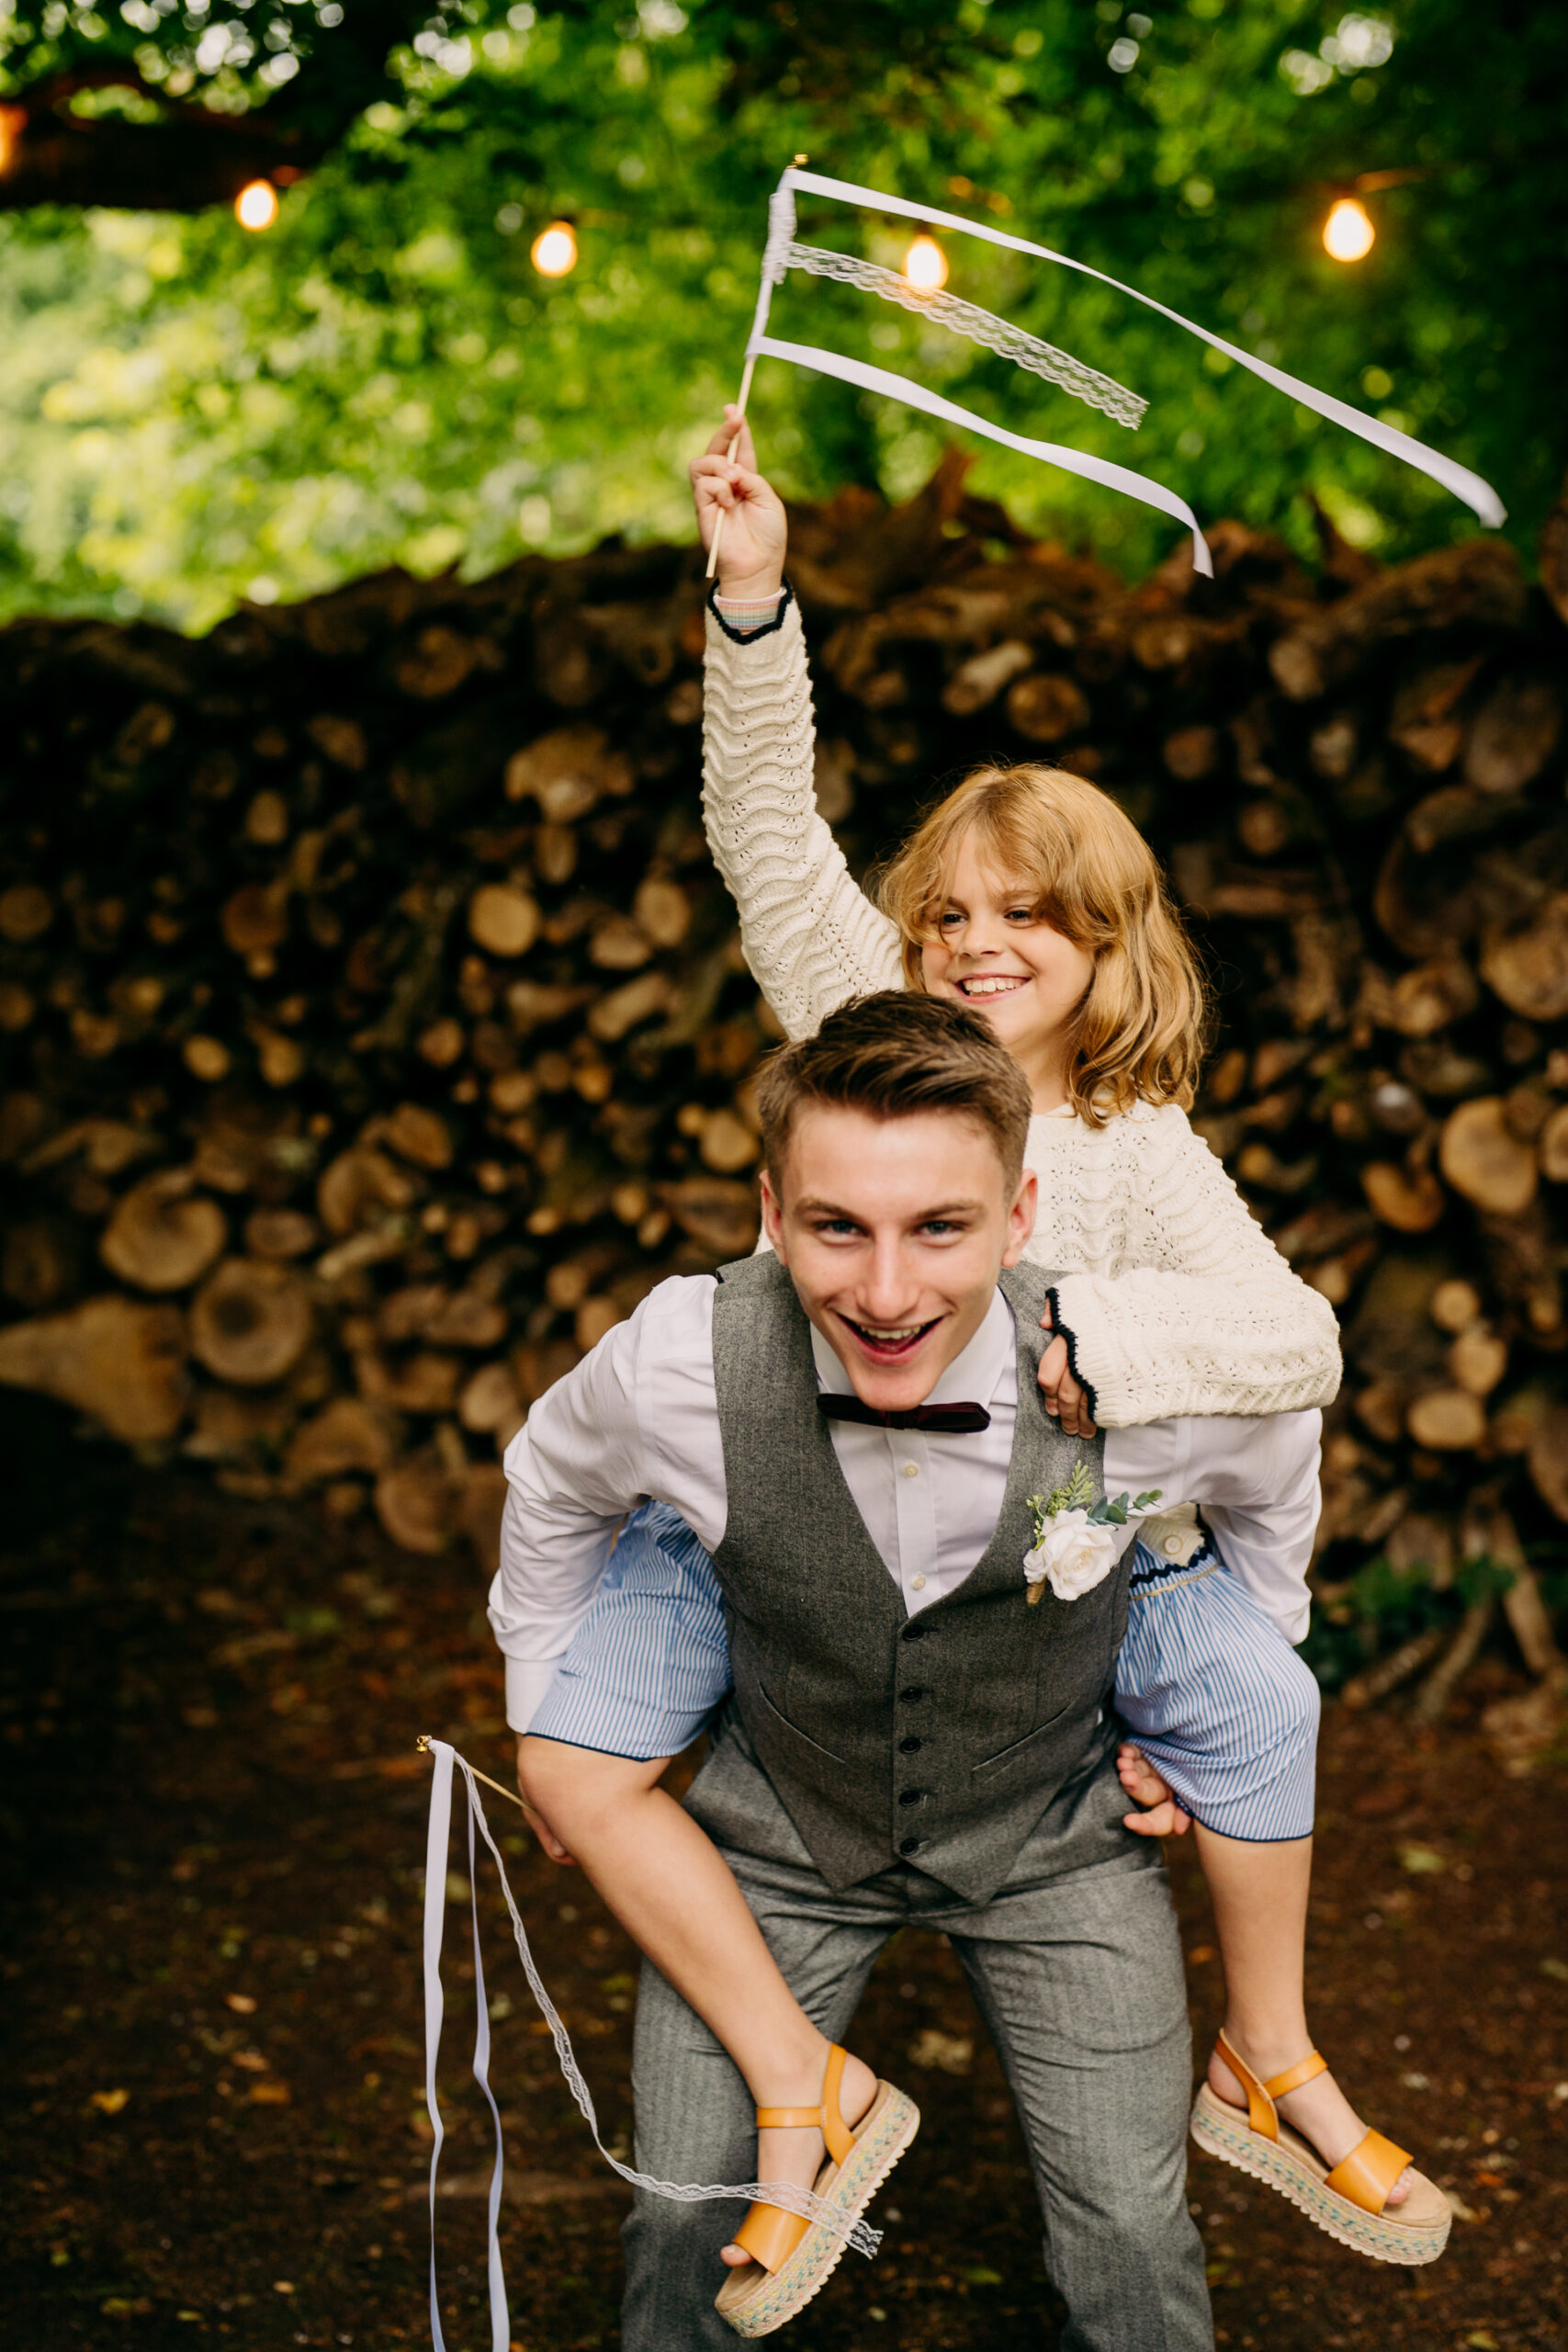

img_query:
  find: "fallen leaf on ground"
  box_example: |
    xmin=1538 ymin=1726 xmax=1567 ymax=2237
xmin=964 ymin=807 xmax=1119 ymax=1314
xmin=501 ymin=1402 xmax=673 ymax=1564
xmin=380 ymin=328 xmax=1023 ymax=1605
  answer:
xmin=908 ymin=2030 xmax=973 ymax=2075
xmin=89 ymin=2087 xmax=130 ymax=2114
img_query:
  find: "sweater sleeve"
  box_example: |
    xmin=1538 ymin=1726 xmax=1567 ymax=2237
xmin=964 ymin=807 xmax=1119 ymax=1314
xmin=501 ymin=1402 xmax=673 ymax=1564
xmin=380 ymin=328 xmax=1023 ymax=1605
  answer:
xmin=702 ymin=598 xmax=903 ymax=1040
xmin=1050 ymin=1107 xmax=1343 ymax=1428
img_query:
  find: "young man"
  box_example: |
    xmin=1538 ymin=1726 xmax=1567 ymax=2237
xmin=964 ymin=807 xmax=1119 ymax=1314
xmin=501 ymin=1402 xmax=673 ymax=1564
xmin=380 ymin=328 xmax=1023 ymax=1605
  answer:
xmin=490 ymin=992 xmax=1322 ymax=2349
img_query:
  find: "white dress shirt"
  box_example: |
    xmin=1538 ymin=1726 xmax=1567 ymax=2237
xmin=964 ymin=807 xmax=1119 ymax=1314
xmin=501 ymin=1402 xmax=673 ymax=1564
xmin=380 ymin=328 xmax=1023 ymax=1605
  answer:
xmin=490 ymin=1273 xmax=1322 ymax=1734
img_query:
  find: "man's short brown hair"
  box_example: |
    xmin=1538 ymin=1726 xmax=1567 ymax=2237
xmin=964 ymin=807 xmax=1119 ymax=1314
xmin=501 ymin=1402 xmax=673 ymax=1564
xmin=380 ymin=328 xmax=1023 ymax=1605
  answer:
xmin=756 ymin=991 xmax=1032 ymax=1192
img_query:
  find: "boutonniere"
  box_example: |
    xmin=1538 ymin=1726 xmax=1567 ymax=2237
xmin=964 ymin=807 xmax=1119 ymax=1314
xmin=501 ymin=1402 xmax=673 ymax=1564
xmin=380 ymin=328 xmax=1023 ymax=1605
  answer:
xmin=1023 ymin=1463 xmax=1163 ymax=1606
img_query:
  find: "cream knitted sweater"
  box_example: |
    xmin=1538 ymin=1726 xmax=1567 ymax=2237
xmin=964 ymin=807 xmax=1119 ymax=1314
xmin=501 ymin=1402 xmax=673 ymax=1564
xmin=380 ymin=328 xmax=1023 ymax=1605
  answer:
xmin=702 ymin=598 xmax=1342 ymax=1429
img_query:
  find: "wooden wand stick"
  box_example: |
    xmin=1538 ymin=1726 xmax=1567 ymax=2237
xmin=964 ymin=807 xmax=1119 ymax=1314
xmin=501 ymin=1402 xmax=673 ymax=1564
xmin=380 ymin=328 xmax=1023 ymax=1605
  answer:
xmin=416 ymin=1732 xmax=528 ymax=1814
xmin=705 ymin=154 xmax=807 ymax=584
xmin=704 ymin=354 xmax=757 ymax=584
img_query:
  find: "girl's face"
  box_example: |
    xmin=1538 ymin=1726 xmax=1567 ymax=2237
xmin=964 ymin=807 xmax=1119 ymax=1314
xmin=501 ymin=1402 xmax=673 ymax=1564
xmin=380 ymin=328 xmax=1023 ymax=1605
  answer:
xmin=919 ymin=831 xmax=1095 ymax=1100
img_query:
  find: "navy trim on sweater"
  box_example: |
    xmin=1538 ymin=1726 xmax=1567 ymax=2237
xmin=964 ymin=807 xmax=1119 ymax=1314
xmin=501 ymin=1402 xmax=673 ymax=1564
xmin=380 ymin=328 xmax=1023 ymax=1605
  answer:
xmin=705 ymin=577 xmax=795 ymax=644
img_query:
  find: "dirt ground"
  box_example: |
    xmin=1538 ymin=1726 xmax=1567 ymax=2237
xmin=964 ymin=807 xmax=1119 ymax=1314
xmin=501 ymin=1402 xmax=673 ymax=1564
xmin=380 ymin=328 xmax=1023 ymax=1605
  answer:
xmin=3 ymin=1406 xmax=1564 ymax=2352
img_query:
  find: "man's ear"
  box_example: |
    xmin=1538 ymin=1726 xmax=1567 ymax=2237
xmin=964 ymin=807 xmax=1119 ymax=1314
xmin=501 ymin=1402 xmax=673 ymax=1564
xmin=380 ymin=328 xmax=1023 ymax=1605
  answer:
xmin=1000 ymin=1168 xmax=1038 ymax=1269
xmin=759 ymin=1165 xmax=787 ymax=1262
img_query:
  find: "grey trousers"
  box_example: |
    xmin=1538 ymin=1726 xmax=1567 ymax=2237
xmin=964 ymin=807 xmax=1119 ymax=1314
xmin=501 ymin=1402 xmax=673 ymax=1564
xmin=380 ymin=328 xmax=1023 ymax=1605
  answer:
xmin=621 ymin=1719 xmax=1213 ymax=2352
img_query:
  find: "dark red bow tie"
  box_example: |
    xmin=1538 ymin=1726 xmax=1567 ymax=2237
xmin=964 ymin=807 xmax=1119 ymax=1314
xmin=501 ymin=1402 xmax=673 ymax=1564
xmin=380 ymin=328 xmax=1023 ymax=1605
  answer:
xmin=817 ymin=1395 xmax=991 ymax=1434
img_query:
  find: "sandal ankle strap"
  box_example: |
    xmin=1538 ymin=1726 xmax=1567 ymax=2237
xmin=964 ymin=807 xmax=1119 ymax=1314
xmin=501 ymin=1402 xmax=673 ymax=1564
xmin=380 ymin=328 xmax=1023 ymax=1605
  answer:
xmin=754 ymin=2045 xmax=854 ymax=2165
xmin=1263 ymin=2051 xmax=1328 ymax=2101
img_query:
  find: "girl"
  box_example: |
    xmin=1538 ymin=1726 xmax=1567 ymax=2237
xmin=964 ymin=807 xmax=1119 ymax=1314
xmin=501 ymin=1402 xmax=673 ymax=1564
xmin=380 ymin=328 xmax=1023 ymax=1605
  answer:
xmin=506 ymin=417 xmax=1450 ymax=2325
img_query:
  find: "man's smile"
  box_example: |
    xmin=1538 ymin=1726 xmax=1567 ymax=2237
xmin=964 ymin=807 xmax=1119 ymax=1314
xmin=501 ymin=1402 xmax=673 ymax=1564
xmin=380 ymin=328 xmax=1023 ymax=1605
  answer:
xmin=836 ymin=1313 xmax=943 ymax=1363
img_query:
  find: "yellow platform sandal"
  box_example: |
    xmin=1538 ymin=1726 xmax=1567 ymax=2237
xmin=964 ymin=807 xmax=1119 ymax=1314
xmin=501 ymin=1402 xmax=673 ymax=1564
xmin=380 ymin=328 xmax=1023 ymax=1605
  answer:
xmin=1190 ymin=2030 xmax=1451 ymax=2266
xmin=714 ymin=2044 xmax=919 ymax=2338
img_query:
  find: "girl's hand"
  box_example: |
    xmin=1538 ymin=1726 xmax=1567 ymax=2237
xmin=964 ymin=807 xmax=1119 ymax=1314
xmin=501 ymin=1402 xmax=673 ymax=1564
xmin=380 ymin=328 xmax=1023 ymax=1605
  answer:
xmin=1038 ymin=1300 xmax=1097 ymax=1438
xmin=689 ymin=405 xmax=787 ymax=598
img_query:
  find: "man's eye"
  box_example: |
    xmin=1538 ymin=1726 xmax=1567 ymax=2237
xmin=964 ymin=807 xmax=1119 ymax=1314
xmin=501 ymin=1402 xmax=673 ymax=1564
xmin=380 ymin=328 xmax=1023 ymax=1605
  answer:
xmin=816 ymin=1218 xmax=861 ymax=1237
xmin=920 ymin=1219 xmax=960 ymax=1237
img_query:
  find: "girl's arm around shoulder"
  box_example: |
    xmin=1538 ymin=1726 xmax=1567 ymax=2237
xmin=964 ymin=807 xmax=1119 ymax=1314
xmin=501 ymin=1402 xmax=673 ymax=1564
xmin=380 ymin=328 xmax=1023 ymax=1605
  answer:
xmin=1049 ymin=1101 xmax=1342 ymax=1429
xmin=702 ymin=593 xmax=901 ymax=1039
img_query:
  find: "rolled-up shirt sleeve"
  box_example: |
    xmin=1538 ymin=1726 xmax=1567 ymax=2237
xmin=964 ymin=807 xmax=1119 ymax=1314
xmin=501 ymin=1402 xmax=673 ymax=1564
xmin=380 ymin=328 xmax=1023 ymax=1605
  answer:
xmin=488 ymin=1274 xmax=727 ymax=1731
xmin=1105 ymin=1408 xmax=1322 ymax=1645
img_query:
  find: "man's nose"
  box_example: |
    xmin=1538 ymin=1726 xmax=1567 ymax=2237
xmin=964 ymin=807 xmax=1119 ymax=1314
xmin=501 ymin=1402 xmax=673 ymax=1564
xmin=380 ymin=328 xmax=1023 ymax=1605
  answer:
xmin=855 ymin=1239 xmax=920 ymax=1321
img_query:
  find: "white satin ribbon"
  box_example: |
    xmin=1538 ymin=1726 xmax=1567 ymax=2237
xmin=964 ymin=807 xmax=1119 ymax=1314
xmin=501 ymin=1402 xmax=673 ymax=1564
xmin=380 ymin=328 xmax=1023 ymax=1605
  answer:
xmin=420 ymin=1740 xmax=880 ymax=2348
xmin=754 ymin=334 xmax=1213 ymax=574
xmin=746 ymin=164 xmax=1504 ymax=536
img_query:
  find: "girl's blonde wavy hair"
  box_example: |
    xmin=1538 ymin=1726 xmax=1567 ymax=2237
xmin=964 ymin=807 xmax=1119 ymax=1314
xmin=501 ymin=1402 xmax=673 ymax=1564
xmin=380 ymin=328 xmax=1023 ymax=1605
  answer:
xmin=872 ymin=763 xmax=1210 ymax=1128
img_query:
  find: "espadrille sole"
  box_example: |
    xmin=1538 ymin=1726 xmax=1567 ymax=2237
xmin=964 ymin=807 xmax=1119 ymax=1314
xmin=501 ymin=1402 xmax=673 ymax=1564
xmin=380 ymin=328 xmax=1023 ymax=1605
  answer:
xmin=1190 ymin=2084 xmax=1450 ymax=2267
xmin=716 ymin=2084 xmax=920 ymax=2338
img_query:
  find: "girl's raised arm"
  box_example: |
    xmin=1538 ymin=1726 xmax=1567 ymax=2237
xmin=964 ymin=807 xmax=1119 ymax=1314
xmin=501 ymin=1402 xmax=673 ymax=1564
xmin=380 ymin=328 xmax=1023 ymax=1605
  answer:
xmin=691 ymin=415 xmax=900 ymax=1039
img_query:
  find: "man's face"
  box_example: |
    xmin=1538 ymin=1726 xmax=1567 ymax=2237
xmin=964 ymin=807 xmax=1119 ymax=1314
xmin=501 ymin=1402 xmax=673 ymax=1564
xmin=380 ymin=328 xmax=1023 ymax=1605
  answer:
xmin=760 ymin=1103 xmax=1037 ymax=1412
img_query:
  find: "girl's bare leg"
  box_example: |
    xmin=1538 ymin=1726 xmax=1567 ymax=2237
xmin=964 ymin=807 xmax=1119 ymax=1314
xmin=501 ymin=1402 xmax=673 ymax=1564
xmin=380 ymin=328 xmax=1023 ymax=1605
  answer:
xmin=1118 ymin=1745 xmax=1411 ymax=2203
xmin=518 ymin=1736 xmax=876 ymax=2266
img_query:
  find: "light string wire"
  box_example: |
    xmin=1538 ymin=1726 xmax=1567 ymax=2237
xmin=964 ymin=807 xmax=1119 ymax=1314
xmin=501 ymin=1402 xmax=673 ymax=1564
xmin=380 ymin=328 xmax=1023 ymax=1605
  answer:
xmin=420 ymin=1737 xmax=881 ymax=2347
xmin=738 ymin=166 xmax=1503 ymax=577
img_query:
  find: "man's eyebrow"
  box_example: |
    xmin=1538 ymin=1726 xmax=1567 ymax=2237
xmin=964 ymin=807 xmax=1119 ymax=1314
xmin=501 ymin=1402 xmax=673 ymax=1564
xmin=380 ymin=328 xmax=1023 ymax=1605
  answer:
xmin=793 ymin=1197 xmax=986 ymax=1220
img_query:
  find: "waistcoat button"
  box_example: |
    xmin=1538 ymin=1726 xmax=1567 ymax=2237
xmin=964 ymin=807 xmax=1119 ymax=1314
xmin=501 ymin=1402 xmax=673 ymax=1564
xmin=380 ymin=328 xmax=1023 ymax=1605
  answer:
xmin=898 ymin=1687 xmax=926 ymax=1704
xmin=898 ymin=1787 xmax=924 ymax=1806
xmin=901 ymin=1623 xmax=928 ymax=1642
xmin=898 ymin=1837 xmax=924 ymax=1857
xmin=899 ymin=1736 xmax=921 ymax=1753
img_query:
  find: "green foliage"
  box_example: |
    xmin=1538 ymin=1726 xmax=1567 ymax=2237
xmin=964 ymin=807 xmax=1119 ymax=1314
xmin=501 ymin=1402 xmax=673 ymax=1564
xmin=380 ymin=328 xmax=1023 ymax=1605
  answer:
xmin=1029 ymin=1466 xmax=1163 ymax=1539
xmin=1 ymin=0 xmax=1563 ymax=625
xmin=1298 ymin=1543 xmax=1532 ymax=1691
xmin=1031 ymin=1459 xmax=1100 ymax=1530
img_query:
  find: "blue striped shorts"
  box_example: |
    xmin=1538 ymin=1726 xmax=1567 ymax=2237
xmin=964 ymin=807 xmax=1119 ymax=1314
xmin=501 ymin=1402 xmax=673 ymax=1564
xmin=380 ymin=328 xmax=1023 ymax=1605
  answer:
xmin=529 ymin=1507 xmax=1318 ymax=1845
xmin=1119 ymin=1541 xmax=1319 ymax=1842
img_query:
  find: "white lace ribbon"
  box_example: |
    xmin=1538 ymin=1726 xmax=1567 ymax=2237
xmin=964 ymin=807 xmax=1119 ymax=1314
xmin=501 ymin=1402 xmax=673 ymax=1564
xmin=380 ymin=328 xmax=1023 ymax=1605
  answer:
xmin=784 ymin=243 xmax=1146 ymax=429
xmin=756 ymin=164 xmax=1502 ymax=532
xmin=420 ymin=1739 xmax=880 ymax=2345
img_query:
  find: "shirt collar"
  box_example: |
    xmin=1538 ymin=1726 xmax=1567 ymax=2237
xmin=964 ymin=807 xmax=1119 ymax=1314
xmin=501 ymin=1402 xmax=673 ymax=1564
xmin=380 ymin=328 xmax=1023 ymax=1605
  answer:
xmin=810 ymin=1285 xmax=1017 ymax=1408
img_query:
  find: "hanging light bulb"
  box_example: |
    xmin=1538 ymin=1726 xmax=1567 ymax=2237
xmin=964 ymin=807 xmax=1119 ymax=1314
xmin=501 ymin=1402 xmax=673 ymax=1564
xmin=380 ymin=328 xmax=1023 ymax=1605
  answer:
xmin=531 ymin=220 xmax=578 ymax=277
xmin=903 ymin=232 xmax=948 ymax=292
xmin=1323 ymin=197 xmax=1375 ymax=263
xmin=234 ymin=179 xmax=279 ymax=232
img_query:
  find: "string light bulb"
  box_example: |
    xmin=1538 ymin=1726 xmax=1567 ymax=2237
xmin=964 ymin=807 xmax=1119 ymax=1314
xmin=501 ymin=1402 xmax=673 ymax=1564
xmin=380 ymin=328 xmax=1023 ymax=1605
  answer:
xmin=234 ymin=179 xmax=278 ymax=232
xmin=1323 ymin=197 xmax=1374 ymax=263
xmin=531 ymin=220 xmax=578 ymax=277
xmin=903 ymin=232 xmax=948 ymax=292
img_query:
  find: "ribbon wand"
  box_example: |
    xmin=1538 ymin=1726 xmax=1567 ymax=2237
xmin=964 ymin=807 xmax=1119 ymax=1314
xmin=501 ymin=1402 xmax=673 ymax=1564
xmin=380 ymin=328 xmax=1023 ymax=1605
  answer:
xmin=415 ymin=1731 xmax=525 ymax=1814
xmin=705 ymin=155 xmax=807 ymax=584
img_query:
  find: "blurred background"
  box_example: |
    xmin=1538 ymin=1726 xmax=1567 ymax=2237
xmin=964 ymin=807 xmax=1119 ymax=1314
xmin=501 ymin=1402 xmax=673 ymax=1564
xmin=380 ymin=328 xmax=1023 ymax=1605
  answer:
xmin=1 ymin=0 xmax=1563 ymax=626
xmin=2 ymin=4 xmax=1566 ymax=2347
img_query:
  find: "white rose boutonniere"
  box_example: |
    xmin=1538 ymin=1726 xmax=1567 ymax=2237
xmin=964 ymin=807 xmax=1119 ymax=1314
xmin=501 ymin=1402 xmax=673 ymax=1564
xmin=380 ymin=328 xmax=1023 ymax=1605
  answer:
xmin=1023 ymin=1463 xmax=1163 ymax=1607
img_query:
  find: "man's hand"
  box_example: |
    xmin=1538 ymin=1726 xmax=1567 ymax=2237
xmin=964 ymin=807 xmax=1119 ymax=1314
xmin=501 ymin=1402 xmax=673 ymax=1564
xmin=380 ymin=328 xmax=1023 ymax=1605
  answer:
xmin=1038 ymin=1299 xmax=1097 ymax=1439
xmin=515 ymin=1734 xmax=578 ymax=1867
xmin=1117 ymin=1740 xmax=1191 ymax=1838
xmin=689 ymin=406 xmax=787 ymax=599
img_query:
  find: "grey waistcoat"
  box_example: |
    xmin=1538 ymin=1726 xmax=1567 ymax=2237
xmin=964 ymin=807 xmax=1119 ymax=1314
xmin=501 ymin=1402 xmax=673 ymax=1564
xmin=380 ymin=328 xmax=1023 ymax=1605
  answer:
xmin=710 ymin=1254 xmax=1128 ymax=1904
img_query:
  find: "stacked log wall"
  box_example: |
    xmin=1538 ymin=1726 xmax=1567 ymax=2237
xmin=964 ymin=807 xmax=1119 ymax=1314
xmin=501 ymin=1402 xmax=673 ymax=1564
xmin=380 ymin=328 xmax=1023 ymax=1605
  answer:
xmin=2 ymin=460 xmax=1566 ymax=1708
